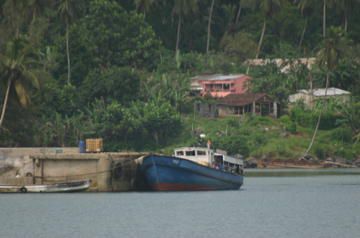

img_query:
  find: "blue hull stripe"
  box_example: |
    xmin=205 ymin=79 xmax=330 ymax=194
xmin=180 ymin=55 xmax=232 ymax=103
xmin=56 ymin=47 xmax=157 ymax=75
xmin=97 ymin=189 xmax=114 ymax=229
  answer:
xmin=141 ymin=155 xmax=244 ymax=191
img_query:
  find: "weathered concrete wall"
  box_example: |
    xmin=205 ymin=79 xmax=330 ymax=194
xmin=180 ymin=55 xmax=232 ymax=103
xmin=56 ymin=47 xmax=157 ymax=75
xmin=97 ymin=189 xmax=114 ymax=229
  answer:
xmin=0 ymin=148 xmax=147 ymax=192
xmin=0 ymin=147 xmax=79 ymax=159
xmin=0 ymin=147 xmax=79 ymax=186
xmin=30 ymin=153 xmax=147 ymax=192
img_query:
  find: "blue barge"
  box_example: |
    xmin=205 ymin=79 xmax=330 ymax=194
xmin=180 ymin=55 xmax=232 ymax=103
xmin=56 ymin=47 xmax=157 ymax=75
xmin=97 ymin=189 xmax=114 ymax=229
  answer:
xmin=141 ymin=147 xmax=244 ymax=191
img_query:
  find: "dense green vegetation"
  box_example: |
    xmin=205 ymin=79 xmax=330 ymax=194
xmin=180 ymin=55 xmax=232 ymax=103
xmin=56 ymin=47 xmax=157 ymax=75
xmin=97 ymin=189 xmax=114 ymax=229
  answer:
xmin=0 ymin=0 xmax=359 ymax=160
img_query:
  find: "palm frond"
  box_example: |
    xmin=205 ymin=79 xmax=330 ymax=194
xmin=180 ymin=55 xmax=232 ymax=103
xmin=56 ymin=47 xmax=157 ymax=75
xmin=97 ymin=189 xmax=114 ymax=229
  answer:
xmin=14 ymin=79 xmax=30 ymax=107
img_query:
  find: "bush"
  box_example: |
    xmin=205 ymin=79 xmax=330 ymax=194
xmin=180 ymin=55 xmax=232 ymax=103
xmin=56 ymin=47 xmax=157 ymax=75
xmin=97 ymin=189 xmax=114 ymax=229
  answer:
xmin=319 ymin=111 xmax=343 ymax=130
xmin=214 ymin=135 xmax=250 ymax=157
xmin=220 ymin=32 xmax=257 ymax=62
xmin=314 ymin=145 xmax=327 ymax=160
xmin=290 ymin=105 xmax=342 ymax=130
xmin=313 ymin=144 xmax=334 ymax=160
xmin=81 ymin=67 xmax=140 ymax=105
xmin=329 ymin=127 xmax=353 ymax=143
xmin=290 ymin=106 xmax=315 ymax=128
xmin=279 ymin=115 xmax=297 ymax=133
xmin=246 ymin=115 xmax=274 ymax=126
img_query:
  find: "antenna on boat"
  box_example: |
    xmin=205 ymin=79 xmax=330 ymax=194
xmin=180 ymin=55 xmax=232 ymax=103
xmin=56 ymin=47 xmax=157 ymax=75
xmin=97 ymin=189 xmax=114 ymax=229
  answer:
xmin=207 ymin=140 xmax=211 ymax=150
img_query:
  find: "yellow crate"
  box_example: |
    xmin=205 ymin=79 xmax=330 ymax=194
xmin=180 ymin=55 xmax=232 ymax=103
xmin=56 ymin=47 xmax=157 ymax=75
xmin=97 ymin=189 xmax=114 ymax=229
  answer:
xmin=86 ymin=138 xmax=103 ymax=153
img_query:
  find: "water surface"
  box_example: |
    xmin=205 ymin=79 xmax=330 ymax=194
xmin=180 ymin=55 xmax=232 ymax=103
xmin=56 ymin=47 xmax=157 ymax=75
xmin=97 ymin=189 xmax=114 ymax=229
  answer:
xmin=1 ymin=169 xmax=359 ymax=238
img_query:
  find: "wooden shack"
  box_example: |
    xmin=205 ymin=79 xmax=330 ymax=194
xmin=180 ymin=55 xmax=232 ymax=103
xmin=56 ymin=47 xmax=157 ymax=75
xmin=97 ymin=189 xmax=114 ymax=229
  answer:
xmin=217 ymin=93 xmax=278 ymax=118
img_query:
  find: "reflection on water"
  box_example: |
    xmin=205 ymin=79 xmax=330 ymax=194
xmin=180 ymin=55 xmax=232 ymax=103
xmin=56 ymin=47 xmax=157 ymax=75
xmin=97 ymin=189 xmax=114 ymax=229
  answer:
xmin=0 ymin=169 xmax=359 ymax=238
xmin=245 ymin=168 xmax=360 ymax=177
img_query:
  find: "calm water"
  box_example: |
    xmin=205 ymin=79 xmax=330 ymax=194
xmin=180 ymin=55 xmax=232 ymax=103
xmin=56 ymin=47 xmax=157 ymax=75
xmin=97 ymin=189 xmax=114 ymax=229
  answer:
xmin=1 ymin=169 xmax=360 ymax=238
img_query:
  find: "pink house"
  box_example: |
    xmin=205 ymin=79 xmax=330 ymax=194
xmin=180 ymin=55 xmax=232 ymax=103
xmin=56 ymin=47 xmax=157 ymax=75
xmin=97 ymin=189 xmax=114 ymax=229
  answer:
xmin=191 ymin=74 xmax=252 ymax=98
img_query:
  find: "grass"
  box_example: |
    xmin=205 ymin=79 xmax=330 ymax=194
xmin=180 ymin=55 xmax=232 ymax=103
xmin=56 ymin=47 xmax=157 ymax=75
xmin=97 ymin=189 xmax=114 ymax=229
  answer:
xmin=162 ymin=114 xmax=359 ymax=161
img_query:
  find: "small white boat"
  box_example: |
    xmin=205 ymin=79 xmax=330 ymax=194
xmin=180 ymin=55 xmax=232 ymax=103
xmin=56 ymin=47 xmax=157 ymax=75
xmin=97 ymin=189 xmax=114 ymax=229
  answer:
xmin=0 ymin=180 xmax=91 ymax=193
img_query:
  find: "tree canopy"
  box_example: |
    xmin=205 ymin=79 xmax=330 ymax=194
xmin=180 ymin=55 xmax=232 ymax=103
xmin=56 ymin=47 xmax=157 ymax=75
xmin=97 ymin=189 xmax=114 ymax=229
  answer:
xmin=0 ymin=0 xmax=359 ymax=158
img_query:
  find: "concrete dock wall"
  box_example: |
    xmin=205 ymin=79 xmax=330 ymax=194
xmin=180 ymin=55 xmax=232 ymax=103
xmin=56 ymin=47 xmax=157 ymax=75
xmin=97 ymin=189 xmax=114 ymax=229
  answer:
xmin=0 ymin=147 xmax=79 ymax=186
xmin=0 ymin=148 xmax=147 ymax=192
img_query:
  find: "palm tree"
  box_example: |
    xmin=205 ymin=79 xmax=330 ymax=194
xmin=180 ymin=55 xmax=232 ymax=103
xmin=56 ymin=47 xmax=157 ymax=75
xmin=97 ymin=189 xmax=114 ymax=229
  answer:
xmin=172 ymin=0 xmax=198 ymax=56
xmin=304 ymin=27 xmax=349 ymax=155
xmin=334 ymin=0 xmax=359 ymax=32
xmin=297 ymin=0 xmax=314 ymax=49
xmin=28 ymin=0 xmax=50 ymax=25
xmin=322 ymin=0 xmax=327 ymax=37
xmin=58 ymin=0 xmax=73 ymax=85
xmin=206 ymin=0 xmax=215 ymax=55
xmin=322 ymin=0 xmax=337 ymax=38
xmin=235 ymin=0 xmax=243 ymax=25
xmin=2 ymin=0 xmax=27 ymax=37
xmin=242 ymin=0 xmax=282 ymax=59
xmin=0 ymin=36 xmax=41 ymax=128
xmin=135 ymin=0 xmax=155 ymax=16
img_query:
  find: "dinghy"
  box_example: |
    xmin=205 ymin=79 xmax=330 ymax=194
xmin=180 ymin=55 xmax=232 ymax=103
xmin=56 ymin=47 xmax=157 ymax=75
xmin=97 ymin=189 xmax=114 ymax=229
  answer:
xmin=0 ymin=179 xmax=91 ymax=193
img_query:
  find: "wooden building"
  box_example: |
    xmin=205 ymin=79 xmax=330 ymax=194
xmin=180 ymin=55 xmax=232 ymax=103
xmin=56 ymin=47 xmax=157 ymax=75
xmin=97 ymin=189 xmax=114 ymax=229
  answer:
xmin=289 ymin=88 xmax=351 ymax=109
xmin=194 ymin=93 xmax=278 ymax=118
xmin=217 ymin=93 xmax=278 ymax=118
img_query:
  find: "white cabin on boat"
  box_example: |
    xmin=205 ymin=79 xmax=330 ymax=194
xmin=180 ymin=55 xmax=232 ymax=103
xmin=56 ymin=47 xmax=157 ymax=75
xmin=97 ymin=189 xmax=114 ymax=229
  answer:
xmin=174 ymin=147 xmax=213 ymax=166
xmin=174 ymin=147 xmax=243 ymax=175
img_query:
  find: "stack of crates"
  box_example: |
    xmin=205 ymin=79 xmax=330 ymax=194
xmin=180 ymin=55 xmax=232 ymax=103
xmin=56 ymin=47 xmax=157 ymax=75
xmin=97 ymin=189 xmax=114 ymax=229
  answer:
xmin=85 ymin=138 xmax=103 ymax=153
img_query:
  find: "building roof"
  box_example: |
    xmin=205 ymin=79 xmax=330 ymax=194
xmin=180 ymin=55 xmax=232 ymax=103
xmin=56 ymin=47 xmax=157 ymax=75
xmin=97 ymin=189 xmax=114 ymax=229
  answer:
xmin=217 ymin=93 xmax=269 ymax=106
xmin=192 ymin=74 xmax=248 ymax=81
xmin=244 ymin=58 xmax=316 ymax=73
xmin=296 ymin=87 xmax=351 ymax=97
xmin=190 ymin=81 xmax=202 ymax=91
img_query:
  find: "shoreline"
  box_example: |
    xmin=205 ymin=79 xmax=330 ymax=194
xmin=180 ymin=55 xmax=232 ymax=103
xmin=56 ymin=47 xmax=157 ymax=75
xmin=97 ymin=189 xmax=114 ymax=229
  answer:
xmin=244 ymin=167 xmax=360 ymax=177
xmin=245 ymin=158 xmax=358 ymax=169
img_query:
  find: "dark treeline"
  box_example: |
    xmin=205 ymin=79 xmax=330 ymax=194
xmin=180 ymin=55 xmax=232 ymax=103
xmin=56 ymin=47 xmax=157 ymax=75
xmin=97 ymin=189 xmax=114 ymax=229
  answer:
xmin=0 ymin=0 xmax=359 ymax=152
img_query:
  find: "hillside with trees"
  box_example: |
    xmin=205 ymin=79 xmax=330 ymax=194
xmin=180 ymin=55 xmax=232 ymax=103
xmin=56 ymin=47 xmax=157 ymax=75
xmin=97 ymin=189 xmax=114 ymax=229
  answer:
xmin=0 ymin=0 xmax=359 ymax=161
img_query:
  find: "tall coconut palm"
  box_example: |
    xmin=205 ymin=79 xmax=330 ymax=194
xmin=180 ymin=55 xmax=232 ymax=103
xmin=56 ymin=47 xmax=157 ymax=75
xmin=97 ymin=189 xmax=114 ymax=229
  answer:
xmin=297 ymin=0 xmax=315 ymax=49
xmin=235 ymin=0 xmax=243 ymax=25
xmin=322 ymin=0 xmax=327 ymax=37
xmin=135 ymin=0 xmax=155 ymax=16
xmin=206 ymin=0 xmax=215 ymax=55
xmin=58 ymin=0 xmax=73 ymax=85
xmin=0 ymin=36 xmax=41 ymax=128
xmin=304 ymin=27 xmax=349 ymax=155
xmin=334 ymin=0 xmax=359 ymax=32
xmin=2 ymin=0 xmax=27 ymax=37
xmin=242 ymin=0 xmax=282 ymax=59
xmin=28 ymin=0 xmax=51 ymax=25
xmin=172 ymin=0 xmax=198 ymax=56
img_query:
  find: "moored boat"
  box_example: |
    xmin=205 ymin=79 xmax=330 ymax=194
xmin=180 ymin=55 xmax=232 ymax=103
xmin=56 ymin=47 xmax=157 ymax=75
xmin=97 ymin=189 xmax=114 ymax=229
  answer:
xmin=0 ymin=179 xmax=91 ymax=193
xmin=141 ymin=147 xmax=244 ymax=191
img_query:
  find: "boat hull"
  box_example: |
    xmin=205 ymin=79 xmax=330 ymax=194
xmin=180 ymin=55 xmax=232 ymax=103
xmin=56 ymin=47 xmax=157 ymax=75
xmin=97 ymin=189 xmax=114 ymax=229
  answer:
xmin=0 ymin=180 xmax=90 ymax=193
xmin=141 ymin=155 xmax=243 ymax=191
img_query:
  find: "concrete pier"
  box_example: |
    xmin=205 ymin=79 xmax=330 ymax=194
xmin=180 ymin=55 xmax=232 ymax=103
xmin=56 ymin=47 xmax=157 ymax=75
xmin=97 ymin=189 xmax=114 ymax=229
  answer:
xmin=0 ymin=148 xmax=147 ymax=192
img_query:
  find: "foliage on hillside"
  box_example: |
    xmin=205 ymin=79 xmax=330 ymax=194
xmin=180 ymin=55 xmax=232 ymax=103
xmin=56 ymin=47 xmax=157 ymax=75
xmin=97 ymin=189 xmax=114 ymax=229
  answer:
xmin=0 ymin=0 xmax=359 ymax=160
xmin=177 ymin=113 xmax=360 ymax=161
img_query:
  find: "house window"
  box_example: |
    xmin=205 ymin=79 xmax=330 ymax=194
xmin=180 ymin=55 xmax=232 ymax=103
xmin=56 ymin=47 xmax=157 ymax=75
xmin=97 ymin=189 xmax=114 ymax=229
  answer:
xmin=244 ymin=104 xmax=252 ymax=113
xmin=205 ymin=84 xmax=213 ymax=91
xmin=197 ymin=150 xmax=206 ymax=156
xmin=214 ymin=84 xmax=222 ymax=91
xmin=256 ymin=104 xmax=260 ymax=113
xmin=176 ymin=151 xmax=184 ymax=156
xmin=196 ymin=103 xmax=200 ymax=112
xmin=223 ymin=84 xmax=230 ymax=91
xmin=234 ymin=106 xmax=242 ymax=115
